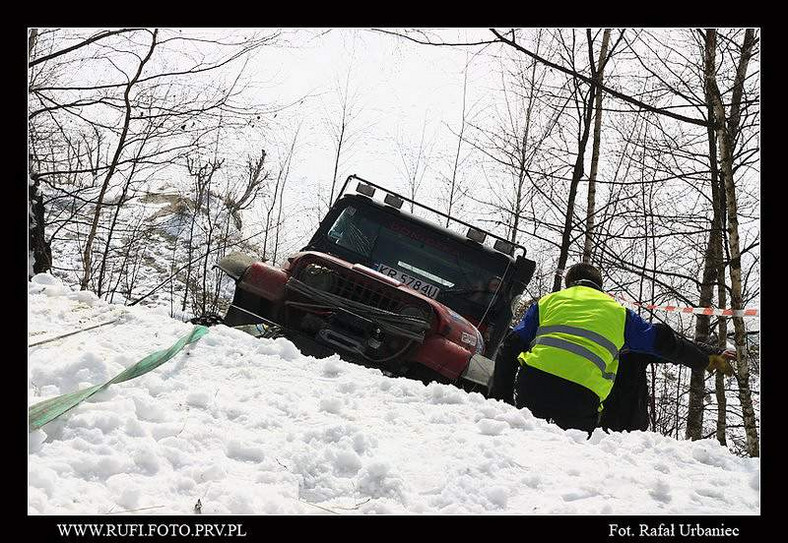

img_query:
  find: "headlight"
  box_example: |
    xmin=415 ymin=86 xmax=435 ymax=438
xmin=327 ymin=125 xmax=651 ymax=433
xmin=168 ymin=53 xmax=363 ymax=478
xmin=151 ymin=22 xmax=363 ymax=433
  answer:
xmin=301 ymin=263 xmax=337 ymax=292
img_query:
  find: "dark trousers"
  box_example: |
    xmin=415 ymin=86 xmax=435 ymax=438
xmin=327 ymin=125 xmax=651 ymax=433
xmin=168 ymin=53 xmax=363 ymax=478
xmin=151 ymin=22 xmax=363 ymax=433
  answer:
xmin=514 ymin=364 xmax=600 ymax=434
xmin=487 ymin=331 xmax=523 ymax=405
xmin=488 ymin=331 xmax=600 ymax=434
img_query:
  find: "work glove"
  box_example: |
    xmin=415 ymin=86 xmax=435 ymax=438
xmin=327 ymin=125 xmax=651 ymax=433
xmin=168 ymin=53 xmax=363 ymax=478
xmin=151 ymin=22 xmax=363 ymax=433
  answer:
xmin=706 ymin=349 xmax=736 ymax=376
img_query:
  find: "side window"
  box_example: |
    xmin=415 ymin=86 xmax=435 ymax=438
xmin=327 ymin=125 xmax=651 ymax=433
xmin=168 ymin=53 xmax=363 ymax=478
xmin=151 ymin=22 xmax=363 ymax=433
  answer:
xmin=327 ymin=206 xmax=380 ymax=257
xmin=328 ymin=207 xmax=355 ymax=242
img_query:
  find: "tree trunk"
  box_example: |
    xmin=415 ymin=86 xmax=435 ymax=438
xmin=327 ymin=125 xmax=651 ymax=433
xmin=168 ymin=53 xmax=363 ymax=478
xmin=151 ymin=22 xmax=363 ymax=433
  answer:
xmin=685 ymin=247 xmax=714 ymax=440
xmin=262 ymin=168 xmax=283 ymax=260
xmin=328 ymin=70 xmax=354 ymax=209
xmin=446 ymin=62 xmax=468 ymax=227
xmin=329 ymin=120 xmax=345 ymax=207
xmin=552 ymin=33 xmax=598 ymax=293
xmin=273 ymin=127 xmax=300 ymax=265
xmin=201 ymin=186 xmax=214 ymax=316
xmin=552 ymin=101 xmax=593 ymax=292
xmin=29 ymin=179 xmax=52 ymax=276
xmin=182 ymin=170 xmax=204 ymax=312
xmin=509 ymin=41 xmax=543 ymax=244
xmin=705 ymin=29 xmax=758 ymax=457
xmin=405 ymin=115 xmax=430 ymax=213
xmin=582 ymin=29 xmax=610 ymax=263
xmin=28 ymin=28 xmax=38 ymax=56
xmin=80 ymin=30 xmax=157 ymax=291
xmin=715 ymin=264 xmax=729 ymax=446
xmin=96 ymin=138 xmax=146 ymax=297
xmin=675 ymin=366 xmax=683 ymax=440
xmin=686 ymin=75 xmax=726 ymax=440
xmin=28 ymin=29 xmax=50 ymax=277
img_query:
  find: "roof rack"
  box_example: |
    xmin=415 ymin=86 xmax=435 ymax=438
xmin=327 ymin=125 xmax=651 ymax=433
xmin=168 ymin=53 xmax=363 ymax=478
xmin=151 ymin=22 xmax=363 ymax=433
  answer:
xmin=334 ymin=174 xmax=527 ymax=258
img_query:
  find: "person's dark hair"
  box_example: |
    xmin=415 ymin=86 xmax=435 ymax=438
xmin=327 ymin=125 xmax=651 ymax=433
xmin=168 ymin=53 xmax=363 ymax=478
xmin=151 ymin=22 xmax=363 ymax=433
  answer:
xmin=565 ymin=263 xmax=604 ymax=290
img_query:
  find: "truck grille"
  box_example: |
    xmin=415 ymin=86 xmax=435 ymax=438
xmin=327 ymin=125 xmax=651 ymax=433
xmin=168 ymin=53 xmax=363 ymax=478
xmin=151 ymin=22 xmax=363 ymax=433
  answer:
xmin=284 ymin=259 xmax=432 ymax=353
xmin=329 ymin=269 xmax=403 ymax=312
xmin=291 ymin=261 xmax=412 ymax=311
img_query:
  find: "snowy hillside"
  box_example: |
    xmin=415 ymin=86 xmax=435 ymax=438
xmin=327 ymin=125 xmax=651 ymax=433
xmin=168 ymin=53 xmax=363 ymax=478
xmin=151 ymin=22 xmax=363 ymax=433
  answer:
xmin=27 ymin=273 xmax=760 ymax=515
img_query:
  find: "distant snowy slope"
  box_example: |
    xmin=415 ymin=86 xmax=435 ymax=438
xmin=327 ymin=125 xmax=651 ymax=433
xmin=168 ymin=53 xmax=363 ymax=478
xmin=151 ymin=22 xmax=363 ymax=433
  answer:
xmin=27 ymin=274 xmax=760 ymax=515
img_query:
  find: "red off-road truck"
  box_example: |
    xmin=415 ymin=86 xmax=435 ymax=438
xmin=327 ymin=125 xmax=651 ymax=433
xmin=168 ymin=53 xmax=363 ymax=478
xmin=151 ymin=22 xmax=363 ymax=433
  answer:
xmin=215 ymin=176 xmax=536 ymax=393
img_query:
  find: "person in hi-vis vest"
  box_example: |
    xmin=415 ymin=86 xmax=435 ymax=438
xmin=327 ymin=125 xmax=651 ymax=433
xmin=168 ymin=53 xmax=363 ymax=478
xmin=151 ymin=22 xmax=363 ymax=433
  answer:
xmin=488 ymin=263 xmax=735 ymax=434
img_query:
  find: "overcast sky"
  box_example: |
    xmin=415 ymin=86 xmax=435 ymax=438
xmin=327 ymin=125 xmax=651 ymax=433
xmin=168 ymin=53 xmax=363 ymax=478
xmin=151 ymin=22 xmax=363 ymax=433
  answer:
xmin=244 ymin=31 xmax=480 ymax=182
xmin=227 ymin=28 xmax=508 ymax=250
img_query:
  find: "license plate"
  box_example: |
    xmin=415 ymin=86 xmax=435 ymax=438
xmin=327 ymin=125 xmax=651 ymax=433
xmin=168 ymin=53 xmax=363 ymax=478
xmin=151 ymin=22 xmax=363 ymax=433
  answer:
xmin=376 ymin=265 xmax=441 ymax=299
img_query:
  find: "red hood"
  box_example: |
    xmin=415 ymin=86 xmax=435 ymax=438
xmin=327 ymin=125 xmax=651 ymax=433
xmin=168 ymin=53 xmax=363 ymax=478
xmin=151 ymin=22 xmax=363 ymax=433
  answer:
xmin=287 ymin=251 xmax=485 ymax=354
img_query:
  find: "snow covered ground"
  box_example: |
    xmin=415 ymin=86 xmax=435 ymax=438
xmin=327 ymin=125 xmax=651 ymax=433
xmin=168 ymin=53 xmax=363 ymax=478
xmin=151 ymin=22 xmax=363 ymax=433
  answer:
xmin=27 ymin=273 xmax=760 ymax=515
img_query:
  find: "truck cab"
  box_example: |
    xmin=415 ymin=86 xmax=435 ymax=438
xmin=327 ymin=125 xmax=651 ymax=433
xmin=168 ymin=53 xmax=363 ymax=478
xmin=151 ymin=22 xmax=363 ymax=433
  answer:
xmin=217 ymin=176 xmax=536 ymax=392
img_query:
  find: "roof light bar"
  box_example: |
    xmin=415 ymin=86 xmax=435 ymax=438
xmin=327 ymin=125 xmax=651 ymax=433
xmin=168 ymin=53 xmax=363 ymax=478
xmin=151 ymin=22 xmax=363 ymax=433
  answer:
xmin=384 ymin=194 xmax=404 ymax=209
xmin=336 ymin=175 xmax=528 ymax=258
xmin=493 ymin=239 xmax=515 ymax=256
xmin=356 ymin=182 xmax=376 ymax=197
xmin=466 ymin=227 xmax=487 ymax=243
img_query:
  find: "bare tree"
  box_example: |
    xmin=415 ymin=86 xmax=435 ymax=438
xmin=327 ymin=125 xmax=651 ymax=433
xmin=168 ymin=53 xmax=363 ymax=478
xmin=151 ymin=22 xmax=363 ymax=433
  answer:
xmin=328 ymin=71 xmax=354 ymax=206
xmin=28 ymin=28 xmax=51 ymax=277
xmin=395 ymin=113 xmax=435 ymax=212
xmin=442 ymin=56 xmax=471 ymax=225
xmin=703 ymin=28 xmax=759 ymax=457
xmin=582 ymin=29 xmax=611 ymax=263
xmin=684 ymin=32 xmax=730 ymax=442
xmin=182 ymin=154 xmax=223 ymax=312
xmin=324 ymin=42 xmax=364 ymax=211
xmin=225 ymin=149 xmax=268 ymax=232
xmin=80 ymin=29 xmax=158 ymax=291
xmin=549 ymin=30 xmax=614 ymax=292
xmin=462 ymin=29 xmax=568 ymax=256
xmin=28 ymin=27 xmax=279 ymax=298
xmin=272 ymin=125 xmax=302 ymax=265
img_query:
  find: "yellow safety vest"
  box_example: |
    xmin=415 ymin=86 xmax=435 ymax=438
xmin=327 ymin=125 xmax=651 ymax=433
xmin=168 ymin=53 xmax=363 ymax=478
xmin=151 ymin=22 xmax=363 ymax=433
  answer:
xmin=518 ymin=286 xmax=626 ymax=402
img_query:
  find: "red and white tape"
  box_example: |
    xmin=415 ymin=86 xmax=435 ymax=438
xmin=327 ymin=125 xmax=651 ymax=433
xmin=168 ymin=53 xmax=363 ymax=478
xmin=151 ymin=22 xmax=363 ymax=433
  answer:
xmin=549 ymin=268 xmax=759 ymax=318
xmin=613 ymin=295 xmax=759 ymax=318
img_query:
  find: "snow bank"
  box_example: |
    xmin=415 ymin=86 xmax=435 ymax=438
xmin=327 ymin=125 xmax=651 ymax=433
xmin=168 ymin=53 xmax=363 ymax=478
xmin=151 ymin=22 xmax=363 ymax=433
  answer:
xmin=28 ymin=274 xmax=760 ymax=515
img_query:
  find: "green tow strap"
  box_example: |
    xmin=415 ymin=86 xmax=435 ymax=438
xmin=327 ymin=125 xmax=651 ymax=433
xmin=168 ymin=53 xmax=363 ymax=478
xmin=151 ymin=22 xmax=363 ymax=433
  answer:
xmin=29 ymin=325 xmax=209 ymax=432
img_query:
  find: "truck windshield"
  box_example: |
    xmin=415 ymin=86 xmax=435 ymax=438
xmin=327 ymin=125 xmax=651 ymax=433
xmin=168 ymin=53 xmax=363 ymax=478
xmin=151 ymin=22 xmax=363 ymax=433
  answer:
xmin=326 ymin=205 xmax=510 ymax=321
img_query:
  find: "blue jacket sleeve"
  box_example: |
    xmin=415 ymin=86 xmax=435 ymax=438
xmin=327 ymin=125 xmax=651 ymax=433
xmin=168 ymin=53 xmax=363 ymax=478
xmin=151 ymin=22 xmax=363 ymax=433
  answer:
xmin=512 ymin=303 xmax=539 ymax=349
xmin=623 ymin=309 xmax=658 ymax=354
xmin=623 ymin=309 xmax=708 ymax=371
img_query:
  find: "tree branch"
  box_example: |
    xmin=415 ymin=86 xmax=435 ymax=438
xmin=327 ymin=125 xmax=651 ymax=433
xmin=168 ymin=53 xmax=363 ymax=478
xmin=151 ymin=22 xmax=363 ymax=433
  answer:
xmin=28 ymin=28 xmax=140 ymax=67
xmin=489 ymin=29 xmax=711 ymax=128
